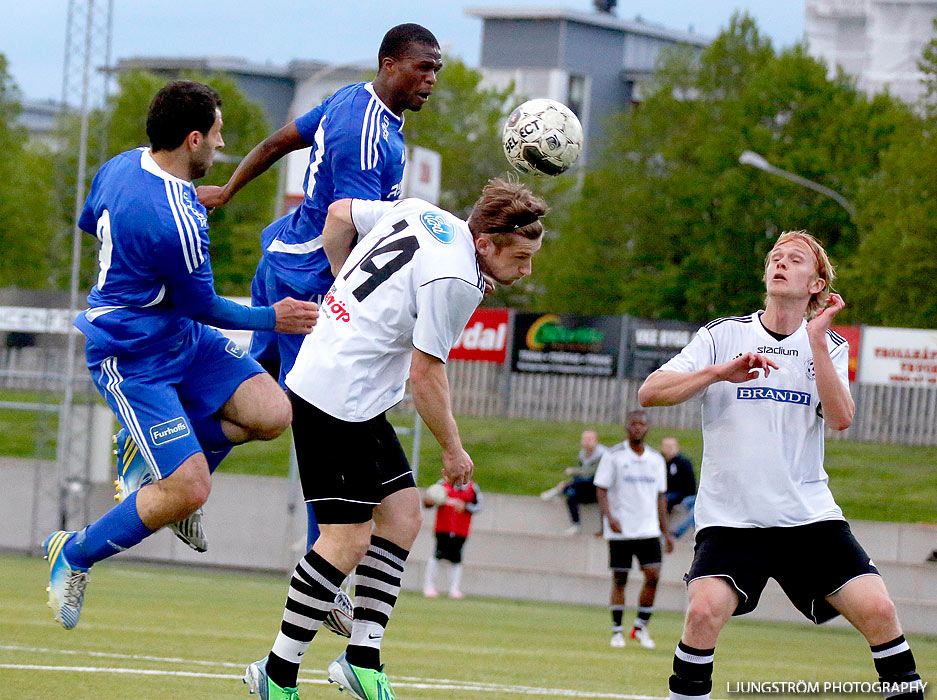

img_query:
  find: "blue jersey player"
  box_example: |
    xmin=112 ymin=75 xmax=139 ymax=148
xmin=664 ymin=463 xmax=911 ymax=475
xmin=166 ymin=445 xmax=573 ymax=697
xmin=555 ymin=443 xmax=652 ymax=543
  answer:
xmin=198 ymin=23 xmax=442 ymax=548
xmin=199 ymin=23 xmax=440 ymax=384
xmin=42 ymin=81 xmax=318 ymax=631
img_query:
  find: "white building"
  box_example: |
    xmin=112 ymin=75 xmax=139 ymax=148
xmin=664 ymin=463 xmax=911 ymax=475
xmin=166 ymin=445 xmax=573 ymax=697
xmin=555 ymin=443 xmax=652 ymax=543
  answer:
xmin=805 ymin=0 xmax=937 ymax=104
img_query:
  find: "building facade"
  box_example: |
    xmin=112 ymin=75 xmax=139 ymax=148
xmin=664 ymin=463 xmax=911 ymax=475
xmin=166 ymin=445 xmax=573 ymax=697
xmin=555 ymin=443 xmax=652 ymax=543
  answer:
xmin=805 ymin=0 xmax=937 ymax=105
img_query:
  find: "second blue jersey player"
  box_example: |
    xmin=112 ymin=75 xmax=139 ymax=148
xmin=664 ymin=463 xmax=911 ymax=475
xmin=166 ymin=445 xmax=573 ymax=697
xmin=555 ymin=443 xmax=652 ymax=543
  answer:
xmin=198 ymin=23 xmax=442 ymax=549
xmin=198 ymin=23 xmax=442 ymax=385
xmin=42 ymin=81 xmax=318 ymax=631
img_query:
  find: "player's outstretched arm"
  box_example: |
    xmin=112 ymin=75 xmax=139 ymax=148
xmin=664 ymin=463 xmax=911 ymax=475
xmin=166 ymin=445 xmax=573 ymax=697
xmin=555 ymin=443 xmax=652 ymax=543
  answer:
xmin=639 ymin=353 xmax=779 ymax=407
xmin=409 ymin=348 xmax=474 ymax=487
xmin=197 ymin=121 xmax=307 ymax=208
xmin=322 ymin=199 xmax=357 ymax=276
xmin=272 ymin=296 xmax=319 ymax=334
xmin=807 ymin=293 xmax=854 ymax=430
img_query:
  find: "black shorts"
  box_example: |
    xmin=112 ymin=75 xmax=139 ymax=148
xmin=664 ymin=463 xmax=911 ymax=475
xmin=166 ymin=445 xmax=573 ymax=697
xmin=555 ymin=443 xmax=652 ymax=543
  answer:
xmin=608 ymin=537 xmax=662 ymax=571
xmin=290 ymin=393 xmax=415 ymax=524
xmin=434 ymin=533 xmax=467 ymax=564
xmin=686 ymin=520 xmax=880 ymax=624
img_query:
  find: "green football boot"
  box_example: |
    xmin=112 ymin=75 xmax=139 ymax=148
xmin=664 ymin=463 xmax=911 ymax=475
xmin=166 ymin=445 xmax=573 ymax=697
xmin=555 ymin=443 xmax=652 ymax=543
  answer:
xmin=327 ymin=652 xmax=396 ymax=700
xmin=243 ymin=657 xmax=300 ymax=700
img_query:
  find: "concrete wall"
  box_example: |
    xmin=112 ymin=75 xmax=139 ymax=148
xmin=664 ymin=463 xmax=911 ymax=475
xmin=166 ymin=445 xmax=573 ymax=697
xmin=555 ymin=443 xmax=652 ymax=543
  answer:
xmin=4 ymin=460 xmax=934 ymax=634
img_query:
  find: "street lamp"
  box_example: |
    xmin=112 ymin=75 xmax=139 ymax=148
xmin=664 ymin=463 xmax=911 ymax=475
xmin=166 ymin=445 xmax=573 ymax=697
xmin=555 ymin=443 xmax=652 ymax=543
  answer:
xmin=739 ymin=150 xmax=857 ymax=221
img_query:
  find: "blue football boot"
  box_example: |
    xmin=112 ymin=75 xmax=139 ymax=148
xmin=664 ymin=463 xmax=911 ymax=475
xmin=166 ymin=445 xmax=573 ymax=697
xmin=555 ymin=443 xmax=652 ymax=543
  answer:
xmin=42 ymin=530 xmax=89 ymax=630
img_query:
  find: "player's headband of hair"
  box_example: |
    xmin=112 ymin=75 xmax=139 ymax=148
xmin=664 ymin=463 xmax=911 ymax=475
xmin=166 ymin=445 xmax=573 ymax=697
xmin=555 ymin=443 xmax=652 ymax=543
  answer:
xmin=486 ymin=211 xmax=540 ymax=234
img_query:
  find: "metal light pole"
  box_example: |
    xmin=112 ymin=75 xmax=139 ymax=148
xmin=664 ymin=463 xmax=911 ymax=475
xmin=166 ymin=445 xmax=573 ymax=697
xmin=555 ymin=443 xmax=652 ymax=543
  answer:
xmin=739 ymin=150 xmax=857 ymax=221
xmin=56 ymin=0 xmax=114 ymax=531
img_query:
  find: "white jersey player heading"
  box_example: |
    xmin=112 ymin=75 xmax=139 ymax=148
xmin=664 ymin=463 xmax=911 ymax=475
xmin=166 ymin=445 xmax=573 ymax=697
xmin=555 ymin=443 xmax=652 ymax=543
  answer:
xmin=287 ymin=198 xmax=485 ymax=422
xmin=659 ymin=311 xmax=849 ymax=530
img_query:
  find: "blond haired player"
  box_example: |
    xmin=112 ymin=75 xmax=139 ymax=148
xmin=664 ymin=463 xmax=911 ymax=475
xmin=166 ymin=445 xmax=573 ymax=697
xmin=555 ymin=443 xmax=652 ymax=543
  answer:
xmin=640 ymin=231 xmax=925 ymax=700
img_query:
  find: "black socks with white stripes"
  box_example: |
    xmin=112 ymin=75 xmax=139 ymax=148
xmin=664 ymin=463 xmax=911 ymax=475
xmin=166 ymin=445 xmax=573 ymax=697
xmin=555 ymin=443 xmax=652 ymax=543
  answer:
xmin=871 ymin=635 xmax=924 ymax=700
xmin=345 ymin=536 xmax=409 ymax=671
xmin=266 ymin=548 xmax=345 ymax=689
xmin=669 ymin=641 xmax=714 ymax=700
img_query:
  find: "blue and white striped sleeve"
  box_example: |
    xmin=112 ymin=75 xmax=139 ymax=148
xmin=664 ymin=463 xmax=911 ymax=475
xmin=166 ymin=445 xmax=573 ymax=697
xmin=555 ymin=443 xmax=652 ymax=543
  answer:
xmin=327 ymin=102 xmax=385 ymax=200
xmin=154 ymin=188 xmax=275 ymax=330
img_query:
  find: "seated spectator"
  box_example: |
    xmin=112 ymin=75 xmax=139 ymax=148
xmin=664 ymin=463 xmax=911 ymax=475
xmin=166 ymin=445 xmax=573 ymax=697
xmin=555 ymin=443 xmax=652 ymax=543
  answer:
xmin=541 ymin=430 xmax=607 ymax=535
xmin=660 ymin=437 xmax=697 ymax=539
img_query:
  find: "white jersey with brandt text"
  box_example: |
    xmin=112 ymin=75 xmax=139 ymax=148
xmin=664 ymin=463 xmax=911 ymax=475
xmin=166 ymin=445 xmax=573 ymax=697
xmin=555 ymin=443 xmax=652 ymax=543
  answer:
xmin=658 ymin=311 xmax=849 ymax=530
xmin=286 ymin=198 xmax=485 ymax=422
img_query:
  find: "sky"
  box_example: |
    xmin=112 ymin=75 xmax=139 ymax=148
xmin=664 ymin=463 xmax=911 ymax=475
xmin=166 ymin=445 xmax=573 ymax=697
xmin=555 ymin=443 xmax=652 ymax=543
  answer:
xmin=2 ymin=0 xmax=805 ymax=103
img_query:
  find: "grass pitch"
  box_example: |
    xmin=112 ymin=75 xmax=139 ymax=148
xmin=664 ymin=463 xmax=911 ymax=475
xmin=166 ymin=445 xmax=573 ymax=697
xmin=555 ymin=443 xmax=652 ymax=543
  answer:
xmin=2 ymin=554 xmax=934 ymax=700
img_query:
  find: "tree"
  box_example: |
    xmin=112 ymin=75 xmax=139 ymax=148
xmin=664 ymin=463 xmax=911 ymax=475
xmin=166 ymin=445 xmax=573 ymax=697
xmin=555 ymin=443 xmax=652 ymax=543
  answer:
xmin=0 ymin=54 xmax=58 ymax=289
xmin=532 ymin=13 xmax=915 ymax=322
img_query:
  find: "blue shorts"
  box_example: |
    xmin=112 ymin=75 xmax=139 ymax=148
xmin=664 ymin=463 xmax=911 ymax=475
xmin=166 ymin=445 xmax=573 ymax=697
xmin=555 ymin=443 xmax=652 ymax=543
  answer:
xmin=250 ymin=256 xmax=324 ymax=387
xmin=87 ymin=323 xmax=265 ymax=478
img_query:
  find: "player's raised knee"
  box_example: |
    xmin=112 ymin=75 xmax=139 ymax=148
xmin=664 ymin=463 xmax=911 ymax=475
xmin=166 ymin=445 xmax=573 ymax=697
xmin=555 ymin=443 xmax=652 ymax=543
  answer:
xmin=247 ymin=381 xmax=292 ymax=440
xmin=259 ymin=387 xmax=292 ymax=439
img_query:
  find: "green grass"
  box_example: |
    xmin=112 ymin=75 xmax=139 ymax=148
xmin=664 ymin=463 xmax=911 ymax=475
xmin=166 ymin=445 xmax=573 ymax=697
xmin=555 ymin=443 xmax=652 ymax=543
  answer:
xmin=2 ymin=553 xmax=934 ymax=700
xmin=5 ymin=392 xmax=936 ymax=523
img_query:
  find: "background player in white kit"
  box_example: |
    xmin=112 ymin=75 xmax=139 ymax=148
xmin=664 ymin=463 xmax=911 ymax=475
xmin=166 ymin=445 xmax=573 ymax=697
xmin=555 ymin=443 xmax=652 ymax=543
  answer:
xmin=594 ymin=410 xmax=673 ymax=650
xmin=243 ymin=179 xmax=547 ymax=700
xmin=639 ymin=231 xmax=925 ymax=700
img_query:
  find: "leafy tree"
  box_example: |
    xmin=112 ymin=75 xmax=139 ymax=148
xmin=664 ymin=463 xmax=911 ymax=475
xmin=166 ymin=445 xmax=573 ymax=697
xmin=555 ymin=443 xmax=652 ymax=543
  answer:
xmin=533 ymin=13 xmax=914 ymax=322
xmin=0 ymin=54 xmax=58 ymax=289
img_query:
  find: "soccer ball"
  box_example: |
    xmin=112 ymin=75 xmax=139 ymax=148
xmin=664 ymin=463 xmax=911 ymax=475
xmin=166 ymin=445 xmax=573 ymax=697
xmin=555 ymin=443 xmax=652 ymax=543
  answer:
xmin=502 ymin=98 xmax=583 ymax=176
xmin=426 ymin=483 xmax=448 ymax=506
xmin=322 ymin=588 xmax=354 ymax=637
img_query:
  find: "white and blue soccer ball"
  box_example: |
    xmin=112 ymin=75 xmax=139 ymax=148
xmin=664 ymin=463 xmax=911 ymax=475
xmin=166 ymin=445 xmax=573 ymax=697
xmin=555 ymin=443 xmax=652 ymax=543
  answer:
xmin=502 ymin=98 xmax=583 ymax=176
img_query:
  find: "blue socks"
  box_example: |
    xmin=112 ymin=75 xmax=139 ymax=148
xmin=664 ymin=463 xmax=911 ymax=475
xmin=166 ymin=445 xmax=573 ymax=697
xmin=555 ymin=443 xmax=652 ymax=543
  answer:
xmin=64 ymin=491 xmax=155 ymax=569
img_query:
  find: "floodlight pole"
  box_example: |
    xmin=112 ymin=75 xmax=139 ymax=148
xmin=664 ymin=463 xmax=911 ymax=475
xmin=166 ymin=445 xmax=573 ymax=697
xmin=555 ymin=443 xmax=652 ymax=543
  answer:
xmin=739 ymin=150 xmax=857 ymax=221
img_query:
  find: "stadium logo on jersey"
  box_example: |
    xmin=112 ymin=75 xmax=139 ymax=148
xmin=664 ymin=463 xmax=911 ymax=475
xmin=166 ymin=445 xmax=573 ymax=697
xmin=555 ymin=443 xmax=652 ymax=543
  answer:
xmin=150 ymin=417 xmax=191 ymax=446
xmin=421 ymin=212 xmax=455 ymax=244
xmin=225 ymin=339 xmax=246 ymax=358
xmin=737 ymin=387 xmax=811 ymax=405
xmin=756 ymin=345 xmax=799 ymax=356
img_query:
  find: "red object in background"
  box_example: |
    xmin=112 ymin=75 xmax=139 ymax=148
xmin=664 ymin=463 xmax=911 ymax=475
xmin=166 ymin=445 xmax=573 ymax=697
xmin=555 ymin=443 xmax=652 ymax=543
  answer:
xmin=449 ymin=308 xmax=510 ymax=363
xmin=283 ymin=194 xmax=304 ymax=214
xmin=831 ymin=325 xmax=861 ymax=382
